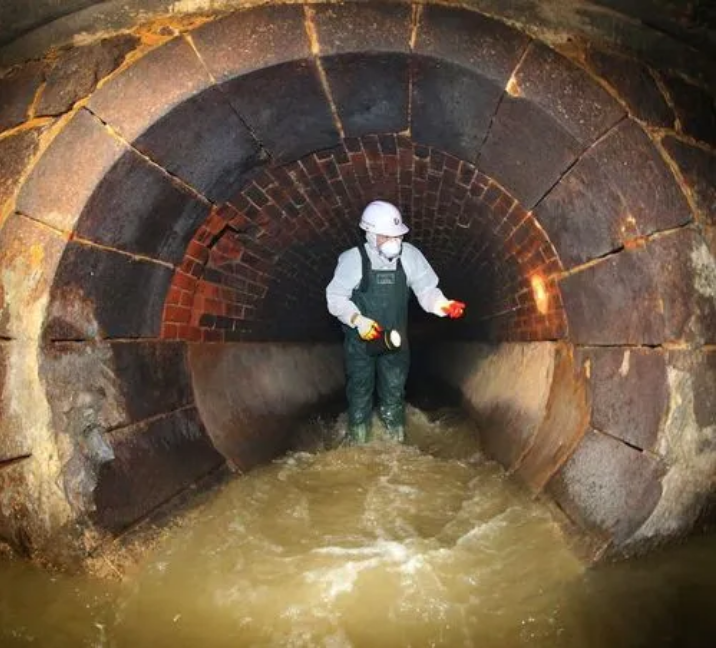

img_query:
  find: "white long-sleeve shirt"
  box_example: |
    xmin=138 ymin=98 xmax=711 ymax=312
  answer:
xmin=326 ymin=242 xmax=448 ymax=327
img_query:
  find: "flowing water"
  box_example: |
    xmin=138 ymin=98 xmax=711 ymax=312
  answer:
xmin=1 ymin=407 xmax=715 ymax=647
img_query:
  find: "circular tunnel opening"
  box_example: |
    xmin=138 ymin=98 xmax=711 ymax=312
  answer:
xmin=170 ymin=133 xmax=567 ymax=470
xmin=0 ymin=3 xmax=715 ymax=641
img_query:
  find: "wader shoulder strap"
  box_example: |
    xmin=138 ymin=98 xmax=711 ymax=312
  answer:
xmin=357 ymin=244 xmax=370 ymax=293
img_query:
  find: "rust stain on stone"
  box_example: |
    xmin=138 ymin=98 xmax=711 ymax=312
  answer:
xmin=28 ymin=244 xmax=44 ymax=269
xmin=0 ymin=117 xmax=56 ymax=142
xmin=506 ymin=75 xmax=521 ymax=97
xmin=134 ymin=14 xmax=217 ymax=48
xmin=302 ymin=5 xmax=346 ymax=139
xmin=619 ymin=212 xmax=638 ymax=240
xmin=623 ymin=234 xmax=648 ymax=250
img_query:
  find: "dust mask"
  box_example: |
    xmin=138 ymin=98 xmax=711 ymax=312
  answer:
xmin=379 ymin=239 xmax=402 ymax=260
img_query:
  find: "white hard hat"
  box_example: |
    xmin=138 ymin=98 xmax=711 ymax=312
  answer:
xmin=359 ymin=201 xmax=409 ymax=237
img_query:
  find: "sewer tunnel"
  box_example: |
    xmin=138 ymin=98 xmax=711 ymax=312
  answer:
xmin=0 ymin=0 xmax=714 ymax=570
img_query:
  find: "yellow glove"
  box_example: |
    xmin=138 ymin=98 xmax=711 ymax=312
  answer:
xmin=354 ymin=315 xmax=383 ymax=341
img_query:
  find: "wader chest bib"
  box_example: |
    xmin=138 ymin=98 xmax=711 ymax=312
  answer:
xmin=344 ymin=244 xmax=410 ymax=442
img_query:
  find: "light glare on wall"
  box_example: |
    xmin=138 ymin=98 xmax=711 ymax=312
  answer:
xmin=531 ymin=274 xmax=549 ymax=314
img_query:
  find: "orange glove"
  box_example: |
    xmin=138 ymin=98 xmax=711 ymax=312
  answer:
xmin=441 ymin=300 xmax=466 ymax=319
xmin=354 ymin=315 xmax=383 ymax=340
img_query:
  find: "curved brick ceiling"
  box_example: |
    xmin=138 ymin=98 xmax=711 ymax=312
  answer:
xmin=0 ymin=1 xmax=714 ymax=566
xmin=163 ymin=136 xmax=566 ymax=343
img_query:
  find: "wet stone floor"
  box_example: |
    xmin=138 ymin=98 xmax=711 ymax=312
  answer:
xmin=1 ymin=407 xmax=715 ymax=647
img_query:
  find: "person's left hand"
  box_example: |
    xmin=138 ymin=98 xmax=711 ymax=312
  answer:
xmin=441 ymin=300 xmax=466 ymax=319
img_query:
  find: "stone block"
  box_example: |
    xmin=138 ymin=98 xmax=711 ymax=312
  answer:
xmin=37 ymin=339 xmax=191 ymax=519
xmin=36 ymin=35 xmax=138 ymax=117
xmin=221 ymin=60 xmax=340 ymax=164
xmin=110 ymin=341 xmax=193 ymax=422
xmin=534 ymin=152 xmax=621 ymax=268
xmin=0 ymin=461 xmax=33 ymax=553
xmin=75 ymin=148 xmax=210 ymax=264
xmin=0 ymin=454 xmax=87 ymax=565
xmin=322 ymin=53 xmax=408 ymax=137
xmin=43 ymin=340 xmax=193 ymax=429
xmin=649 ymin=229 xmax=716 ymax=344
xmin=0 ymin=61 xmax=44 ymax=132
xmin=92 ymin=407 xmax=224 ymax=533
xmin=536 ymin=120 xmax=692 ymax=268
xmin=16 ymin=109 xmax=127 ymax=232
xmin=585 ymin=48 xmax=674 ymax=128
xmin=0 ymin=213 xmax=66 ymax=339
xmin=189 ymin=342 xmax=344 ymax=468
xmin=39 ymin=340 xmax=136 ymax=480
xmin=478 ymin=96 xmax=581 ymax=208
xmin=411 ymin=57 xmax=502 ymax=162
xmin=415 ymin=5 xmax=528 ymax=84
xmin=422 ymin=342 xmax=557 ymax=470
xmin=660 ymin=74 xmax=716 ymax=147
xmin=46 ymin=242 xmax=173 ymax=340
xmin=133 ymin=87 xmax=262 ymax=203
xmin=562 ymin=3 xmax=714 ymax=90
xmin=515 ymin=344 xmax=590 ymax=491
xmin=190 ymin=4 xmax=309 ymax=82
xmin=668 ymin=350 xmax=716 ymax=431
xmin=560 ymin=246 xmax=664 ymax=345
xmin=548 ymin=429 xmax=664 ymax=544
xmin=0 ymin=125 xmax=46 ymax=208
xmin=621 ymin=348 xmax=716 ymax=551
xmin=579 ymin=347 xmax=668 ymax=451
xmin=311 ymin=2 xmax=411 ymax=54
xmin=514 ymin=43 xmax=625 ymax=145
xmin=0 ymin=343 xmax=32 ymax=460
xmin=662 ymin=136 xmax=716 ymax=226
xmin=87 ymin=37 xmax=212 ymax=142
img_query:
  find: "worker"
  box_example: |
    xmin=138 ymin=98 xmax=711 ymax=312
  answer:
xmin=326 ymin=200 xmax=466 ymax=445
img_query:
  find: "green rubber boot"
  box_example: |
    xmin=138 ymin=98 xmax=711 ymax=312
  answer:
xmin=385 ymin=425 xmax=405 ymax=443
xmin=347 ymin=422 xmax=372 ymax=446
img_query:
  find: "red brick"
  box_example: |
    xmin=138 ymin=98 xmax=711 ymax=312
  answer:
xmin=161 ymin=322 xmax=179 ymax=339
xmin=215 ymin=203 xmax=239 ymax=221
xmin=205 ymin=213 xmax=227 ymax=235
xmin=186 ymin=239 xmax=209 ymax=264
xmin=173 ymin=272 xmax=197 ymax=291
xmin=166 ymin=286 xmax=182 ymax=305
xmin=164 ymin=305 xmax=192 ymax=324
xmin=179 ymin=290 xmax=193 ymax=307
xmin=202 ymin=282 xmax=221 ymax=299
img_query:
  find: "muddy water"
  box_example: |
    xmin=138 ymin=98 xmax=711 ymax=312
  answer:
xmin=1 ymin=408 xmax=715 ymax=647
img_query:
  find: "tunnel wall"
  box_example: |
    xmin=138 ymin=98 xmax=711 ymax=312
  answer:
xmin=0 ymin=0 xmax=714 ymax=566
xmin=189 ymin=343 xmax=344 ymax=469
xmin=426 ymin=342 xmax=716 ymax=557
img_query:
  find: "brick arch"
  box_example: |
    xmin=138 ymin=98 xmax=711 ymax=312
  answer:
xmin=162 ymin=135 xmax=566 ymax=343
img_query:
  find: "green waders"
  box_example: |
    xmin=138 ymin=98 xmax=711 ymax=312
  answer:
xmin=344 ymin=244 xmax=410 ymax=444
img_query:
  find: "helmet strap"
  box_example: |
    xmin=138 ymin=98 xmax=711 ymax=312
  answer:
xmin=365 ymin=232 xmax=379 ymax=251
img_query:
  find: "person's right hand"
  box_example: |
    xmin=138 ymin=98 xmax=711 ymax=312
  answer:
xmin=355 ymin=315 xmax=383 ymax=341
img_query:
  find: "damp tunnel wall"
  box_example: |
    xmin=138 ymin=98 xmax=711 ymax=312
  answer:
xmin=0 ymin=1 xmax=714 ymax=568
